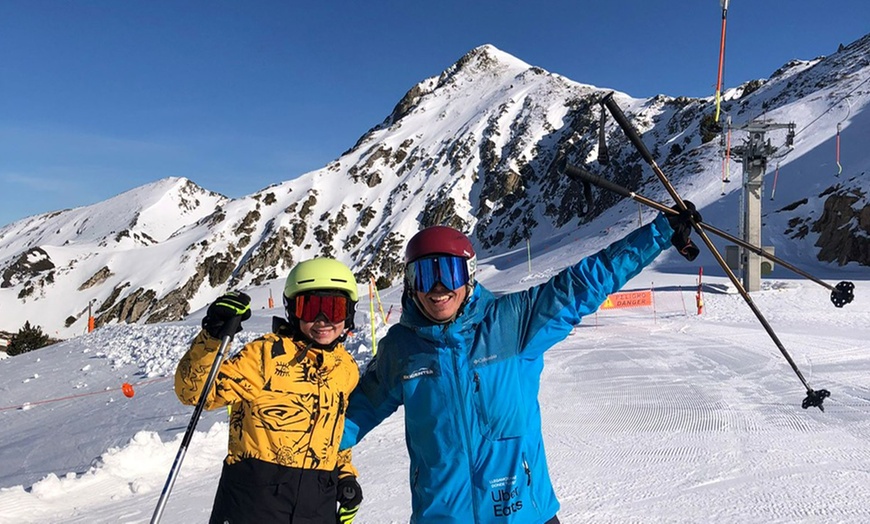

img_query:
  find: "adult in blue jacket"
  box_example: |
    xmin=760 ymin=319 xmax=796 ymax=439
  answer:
xmin=341 ymin=207 xmax=700 ymax=523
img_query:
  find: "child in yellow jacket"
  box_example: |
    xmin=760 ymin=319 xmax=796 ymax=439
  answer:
xmin=175 ymin=258 xmax=363 ymax=523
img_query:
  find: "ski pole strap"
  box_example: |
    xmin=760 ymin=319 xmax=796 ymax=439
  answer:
xmin=802 ymin=389 xmax=831 ymax=411
xmin=558 ymin=159 xmax=600 ymax=216
xmin=597 ymin=108 xmax=609 ymax=165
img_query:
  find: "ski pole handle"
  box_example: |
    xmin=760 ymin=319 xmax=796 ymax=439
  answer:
xmin=561 ymin=160 xmax=634 ymax=200
xmin=216 ymin=312 xmax=245 ymax=339
xmin=600 ymin=92 xmax=657 ymax=166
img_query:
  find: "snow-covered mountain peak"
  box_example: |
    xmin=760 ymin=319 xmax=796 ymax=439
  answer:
xmin=1 ymin=35 xmax=869 ymax=338
xmin=0 ymin=177 xmax=225 ymax=251
xmin=443 ymin=44 xmax=534 ymax=80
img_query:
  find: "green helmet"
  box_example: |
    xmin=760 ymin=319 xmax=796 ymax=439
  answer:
xmin=284 ymin=258 xmax=359 ymax=301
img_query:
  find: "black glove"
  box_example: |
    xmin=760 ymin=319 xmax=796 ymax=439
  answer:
xmin=201 ymin=291 xmax=252 ymax=339
xmin=335 ymin=475 xmax=362 ymax=512
xmin=667 ymin=201 xmax=702 ymax=261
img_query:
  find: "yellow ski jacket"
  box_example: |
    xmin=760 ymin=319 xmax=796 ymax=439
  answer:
xmin=175 ymin=328 xmax=359 ymax=477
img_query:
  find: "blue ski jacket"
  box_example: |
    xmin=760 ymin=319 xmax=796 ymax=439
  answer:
xmin=341 ymin=214 xmax=674 ymax=523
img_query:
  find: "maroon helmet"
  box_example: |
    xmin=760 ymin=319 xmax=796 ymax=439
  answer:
xmin=405 ymin=226 xmax=476 ymax=263
xmin=404 ymin=226 xmax=477 ymax=291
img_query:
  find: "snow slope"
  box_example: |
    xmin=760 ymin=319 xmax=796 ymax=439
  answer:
xmin=1 ymin=231 xmax=869 ymax=523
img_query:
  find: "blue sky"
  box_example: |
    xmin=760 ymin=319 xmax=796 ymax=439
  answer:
xmin=1 ymin=0 xmax=868 ymax=228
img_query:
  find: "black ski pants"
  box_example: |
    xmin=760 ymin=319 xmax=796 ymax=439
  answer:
xmin=209 ymin=458 xmax=338 ymax=524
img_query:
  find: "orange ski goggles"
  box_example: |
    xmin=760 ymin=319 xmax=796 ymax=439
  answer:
xmin=294 ymin=292 xmax=352 ymax=323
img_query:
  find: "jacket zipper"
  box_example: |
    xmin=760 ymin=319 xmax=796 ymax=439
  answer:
xmin=451 ymin=347 xmax=481 ymax=523
xmin=473 ymin=372 xmax=490 ymax=426
xmin=523 ymin=453 xmax=540 ymax=514
xmin=302 ymin=377 xmax=321 ymax=469
xmin=328 ymin=392 xmax=345 ymax=447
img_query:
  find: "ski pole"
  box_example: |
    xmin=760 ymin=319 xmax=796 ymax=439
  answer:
xmin=150 ymin=316 xmax=243 ymax=524
xmin=598 ymin=92 xmax=831 ymax=411
xmin=559 ymin=161 xmax=855 ymax=308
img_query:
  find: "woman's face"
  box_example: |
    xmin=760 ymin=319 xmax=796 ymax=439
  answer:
xmin=298 ymin=316 xmax=346 ymax=346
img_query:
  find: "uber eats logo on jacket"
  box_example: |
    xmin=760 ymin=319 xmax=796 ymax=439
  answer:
xmin=488 ymin=476 xmax=523 ymax=517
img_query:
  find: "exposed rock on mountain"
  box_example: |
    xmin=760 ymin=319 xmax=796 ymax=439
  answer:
xmin=1 ymin=35 xmax=869 ymax=336
xmin=813 ymin=183 xmax=870 ymax=266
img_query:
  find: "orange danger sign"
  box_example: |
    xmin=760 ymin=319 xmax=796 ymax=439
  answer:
xmin=599 ymin=290 xmax=653 ymax=310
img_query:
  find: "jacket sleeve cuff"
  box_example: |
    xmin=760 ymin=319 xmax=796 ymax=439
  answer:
xmin=652 ymin=212 xmax=675 ymax=246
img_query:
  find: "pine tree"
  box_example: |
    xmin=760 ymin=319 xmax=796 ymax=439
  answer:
xmin=7 ymin=321 xmax=51 ymax=356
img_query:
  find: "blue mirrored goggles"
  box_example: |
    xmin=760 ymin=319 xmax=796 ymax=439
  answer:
xmin=408 ymin=255 xmax=471 ymax=293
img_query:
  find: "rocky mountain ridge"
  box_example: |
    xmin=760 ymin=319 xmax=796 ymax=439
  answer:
xmin=1 ymin=36 xmax=868 ymax=337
